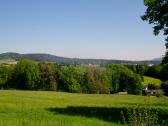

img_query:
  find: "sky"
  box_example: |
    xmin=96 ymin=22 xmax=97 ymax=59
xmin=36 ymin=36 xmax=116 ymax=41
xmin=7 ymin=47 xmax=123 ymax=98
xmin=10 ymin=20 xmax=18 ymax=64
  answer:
xmin=0 ymin=0 xmax=165 ymax=60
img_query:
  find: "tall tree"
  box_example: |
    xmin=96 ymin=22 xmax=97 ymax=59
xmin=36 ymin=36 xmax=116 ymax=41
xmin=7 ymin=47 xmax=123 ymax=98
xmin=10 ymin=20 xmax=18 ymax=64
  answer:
xmin=15 ymin=59 xmax=40 ymax=90
xmin=39 ymin=63 xmax=57 ymax=91
xmin=0 ymin=65 xmax=14 ymax=89
xmin=141 ymin=0 xmax=168 ymax=64
xmin=57 ymin=65 xmax=85 ymax=93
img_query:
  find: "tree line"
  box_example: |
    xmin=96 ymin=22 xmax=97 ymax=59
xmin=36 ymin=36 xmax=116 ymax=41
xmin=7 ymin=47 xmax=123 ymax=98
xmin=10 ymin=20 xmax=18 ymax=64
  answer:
xmin=127 ymin=64 xmax=168 ymax=96
xmin=0 ymin=59 xmax=143 ymax=95
xmin=1 ymin=59 xmax=168 ymax=95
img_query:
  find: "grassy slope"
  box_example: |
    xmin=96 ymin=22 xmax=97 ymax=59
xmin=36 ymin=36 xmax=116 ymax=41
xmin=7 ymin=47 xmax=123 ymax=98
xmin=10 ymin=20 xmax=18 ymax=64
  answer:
xmin=0 ymin=59 xmax=16 ymax=64
xmin=0 ymin=90 xmax=168 ymax=126
xmin=143 ymin=76 xmax=162 ymax=86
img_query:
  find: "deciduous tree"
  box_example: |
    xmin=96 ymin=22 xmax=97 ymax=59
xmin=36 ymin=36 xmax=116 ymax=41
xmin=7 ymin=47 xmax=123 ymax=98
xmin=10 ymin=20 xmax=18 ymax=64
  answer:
xmin=142 ymin=0 xmax=168 ymax=64
xmin=15 ymin=59 xmax=40 ymax=90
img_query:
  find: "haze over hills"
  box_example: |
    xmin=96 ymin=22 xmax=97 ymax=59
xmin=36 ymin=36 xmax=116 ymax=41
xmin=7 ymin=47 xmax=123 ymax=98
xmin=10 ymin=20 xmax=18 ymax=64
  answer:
xmin=0 ymin=52 xmax=161 ymax=65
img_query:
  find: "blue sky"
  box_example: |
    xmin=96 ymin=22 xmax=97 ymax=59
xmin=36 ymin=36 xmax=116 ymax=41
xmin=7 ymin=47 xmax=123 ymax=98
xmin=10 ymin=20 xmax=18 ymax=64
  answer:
xmin=0 ymin=0 xmax=165 ymax=60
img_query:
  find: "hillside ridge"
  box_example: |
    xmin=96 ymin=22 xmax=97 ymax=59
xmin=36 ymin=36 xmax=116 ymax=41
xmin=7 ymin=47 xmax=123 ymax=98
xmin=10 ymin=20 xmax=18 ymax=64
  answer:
xmin=0 ymin=52 xmax=161 ymax=65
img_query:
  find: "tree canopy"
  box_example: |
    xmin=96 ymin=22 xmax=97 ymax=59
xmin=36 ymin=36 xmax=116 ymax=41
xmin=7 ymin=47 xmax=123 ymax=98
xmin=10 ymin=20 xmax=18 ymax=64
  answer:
xmin=142 ymin=0 xmax=168 ymax=64
xmin=15 ymin=59 xmax=40 ymax=90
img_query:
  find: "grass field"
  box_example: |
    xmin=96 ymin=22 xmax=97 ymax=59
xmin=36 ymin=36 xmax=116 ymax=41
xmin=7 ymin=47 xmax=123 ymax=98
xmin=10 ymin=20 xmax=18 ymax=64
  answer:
xmin=0 ymin=59 xmax=17 ymax=64
xmin=143 ymin=76 xmax=162 ymax=87
xmin=0 ymin=90 xmax=168 ymax=126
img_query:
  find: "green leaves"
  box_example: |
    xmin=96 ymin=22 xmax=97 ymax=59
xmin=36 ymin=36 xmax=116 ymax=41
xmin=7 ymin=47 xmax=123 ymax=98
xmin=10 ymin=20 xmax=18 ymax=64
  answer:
xmin=142 ymin=0 xmax=168 ymax=63
xmin=15 ymin=59 xmax=40 ymax=90
xmin=144 ymin=0 xmax=160 ymax=5
xmin=107 ymin=65 xmax=143 ymax=94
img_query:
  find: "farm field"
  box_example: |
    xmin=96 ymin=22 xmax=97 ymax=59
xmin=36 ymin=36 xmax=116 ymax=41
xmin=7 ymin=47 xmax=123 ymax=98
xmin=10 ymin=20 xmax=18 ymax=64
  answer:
xmin=0 ymin=90 xmax=168 ymax=126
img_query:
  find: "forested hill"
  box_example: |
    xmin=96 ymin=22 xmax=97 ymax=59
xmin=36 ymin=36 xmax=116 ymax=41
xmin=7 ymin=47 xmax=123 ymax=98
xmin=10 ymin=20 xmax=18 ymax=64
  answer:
xmin=0 ymin=52 xmax=161 ymax=65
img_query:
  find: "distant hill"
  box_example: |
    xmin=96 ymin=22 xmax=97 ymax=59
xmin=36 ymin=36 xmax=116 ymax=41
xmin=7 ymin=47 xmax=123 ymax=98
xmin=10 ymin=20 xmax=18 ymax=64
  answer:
xmin=0 ymin=52 xmax=161 ymax=65
xmin=152 ymin=57 xmax=162 ymax=61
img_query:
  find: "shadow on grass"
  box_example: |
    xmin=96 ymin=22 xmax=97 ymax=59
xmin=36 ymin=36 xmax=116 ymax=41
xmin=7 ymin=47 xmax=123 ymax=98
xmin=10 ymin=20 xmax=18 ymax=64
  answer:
xmin=46 ymin=106 xmax=168 ymax=124
xmin=46 ymin=106 xmax=127 ymax=123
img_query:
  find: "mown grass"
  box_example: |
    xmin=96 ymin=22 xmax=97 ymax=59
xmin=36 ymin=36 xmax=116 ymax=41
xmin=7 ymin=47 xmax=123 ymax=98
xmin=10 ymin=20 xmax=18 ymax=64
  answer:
xmin=0 ymin=90 xmax=168 ymax=126
xmin=143 ymin=76 xmax=162 ymax=87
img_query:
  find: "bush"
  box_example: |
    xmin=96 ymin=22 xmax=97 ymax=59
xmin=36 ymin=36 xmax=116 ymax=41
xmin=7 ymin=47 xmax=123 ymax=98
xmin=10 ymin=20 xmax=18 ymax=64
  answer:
xmin=161 ymin=81 xmax=168 ymax=96
xmin=156 ymin=90 xmax=164 ymax=97
xmin=148 ymin=83 xmax=159 ymax=90
xmin=121 ymin=106 xmax=159 ymax=126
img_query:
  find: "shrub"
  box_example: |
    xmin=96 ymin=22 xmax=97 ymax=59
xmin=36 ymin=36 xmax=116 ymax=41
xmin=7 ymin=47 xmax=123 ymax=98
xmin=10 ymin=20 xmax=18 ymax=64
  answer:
xmin=156 ymin=90 xmax=164 ymax=97
xmin=121 ymin=106 xmax=159 ymax=126
xmin=148 ymin=83 xmax=159 ymax=90
xmin=161 ymin=81 xmax=168 ymax=96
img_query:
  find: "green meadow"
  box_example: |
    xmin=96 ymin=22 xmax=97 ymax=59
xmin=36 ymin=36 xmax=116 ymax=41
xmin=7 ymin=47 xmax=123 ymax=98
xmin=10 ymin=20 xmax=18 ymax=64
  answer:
xmin=143 ymin=76 xmax=162 ymax=87
xmin=0 ymin=90 xmax=168 ymax=126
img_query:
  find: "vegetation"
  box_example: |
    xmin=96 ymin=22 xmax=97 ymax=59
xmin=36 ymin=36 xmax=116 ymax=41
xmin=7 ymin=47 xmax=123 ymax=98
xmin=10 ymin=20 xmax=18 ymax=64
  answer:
xmin=0 ymin=0 xmax=167 ymax=125
xmin=39 ymin=63 xmax=57 ymax=91
xmin=0 ymin=52 xmax=161 ymax=65
xmin=14 ymin=60 xmax=40 ymax=90
xmin=142 ymin=0 xmax=168 ymax=64
xmin=107 ymin=65 xmax=142 ymax=95
xmin=0 ymin=65 xmax=14 ymax=89
xmin=161 ymin=81 xmax=168 ymax=96
xmin=143 ymin=76 xmax=162 ymax=87
xmin=0 ymin=59 xmax=16 ymax=64
xmin=0 ymin=60 xmax=143 ymax=95
xmin=121 ymin=105 xmax=159 ymax=126
xmin=0 ymin=90 xmax=168 ymax=126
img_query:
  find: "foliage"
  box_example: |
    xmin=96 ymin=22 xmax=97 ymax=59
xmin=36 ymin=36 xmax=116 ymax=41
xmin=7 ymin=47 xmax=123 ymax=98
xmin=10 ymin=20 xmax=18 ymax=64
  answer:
xmin=156 ymin=90 xmax=164 ymax=97
xmin=94 ymin=67 xmax=111 ymax=94
xmin=83 ymin=66 xmax=96 ymax=93
xmin=159 ymin=64 xmax=168 ymax=81
xmin=122 ymin=105 xmax=159 ymax=126
xmin=39 ymin=63 xmax=57 ymax=91
xmin=143 ymin=64 xmax=168 ymax=82
xmin=142 ymin=0 xmax=168 ymax=64
xmin=0 ymin=65 xmax=14 ymax=88
xmin=126 ymin=64 xmax=148 ymax=75
xmin=107 ymin=65 xmax=143 ymax=94
xmin=161 ymin=81 xmax=168 ymax=96
xmin=148 ymin=83 xmax=160 ymax=90
xmin=14 ymin=59 xmax=40 ymax=90
xmin=145 ymin=65 xmax=162 ymax=79
xmin=57 ymin=65 xmax=85 ymax=93
xmin=0 ymin=60 xmax=145 ymax=95
xmin=83 ymin=66 xmax=110 ymax=94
